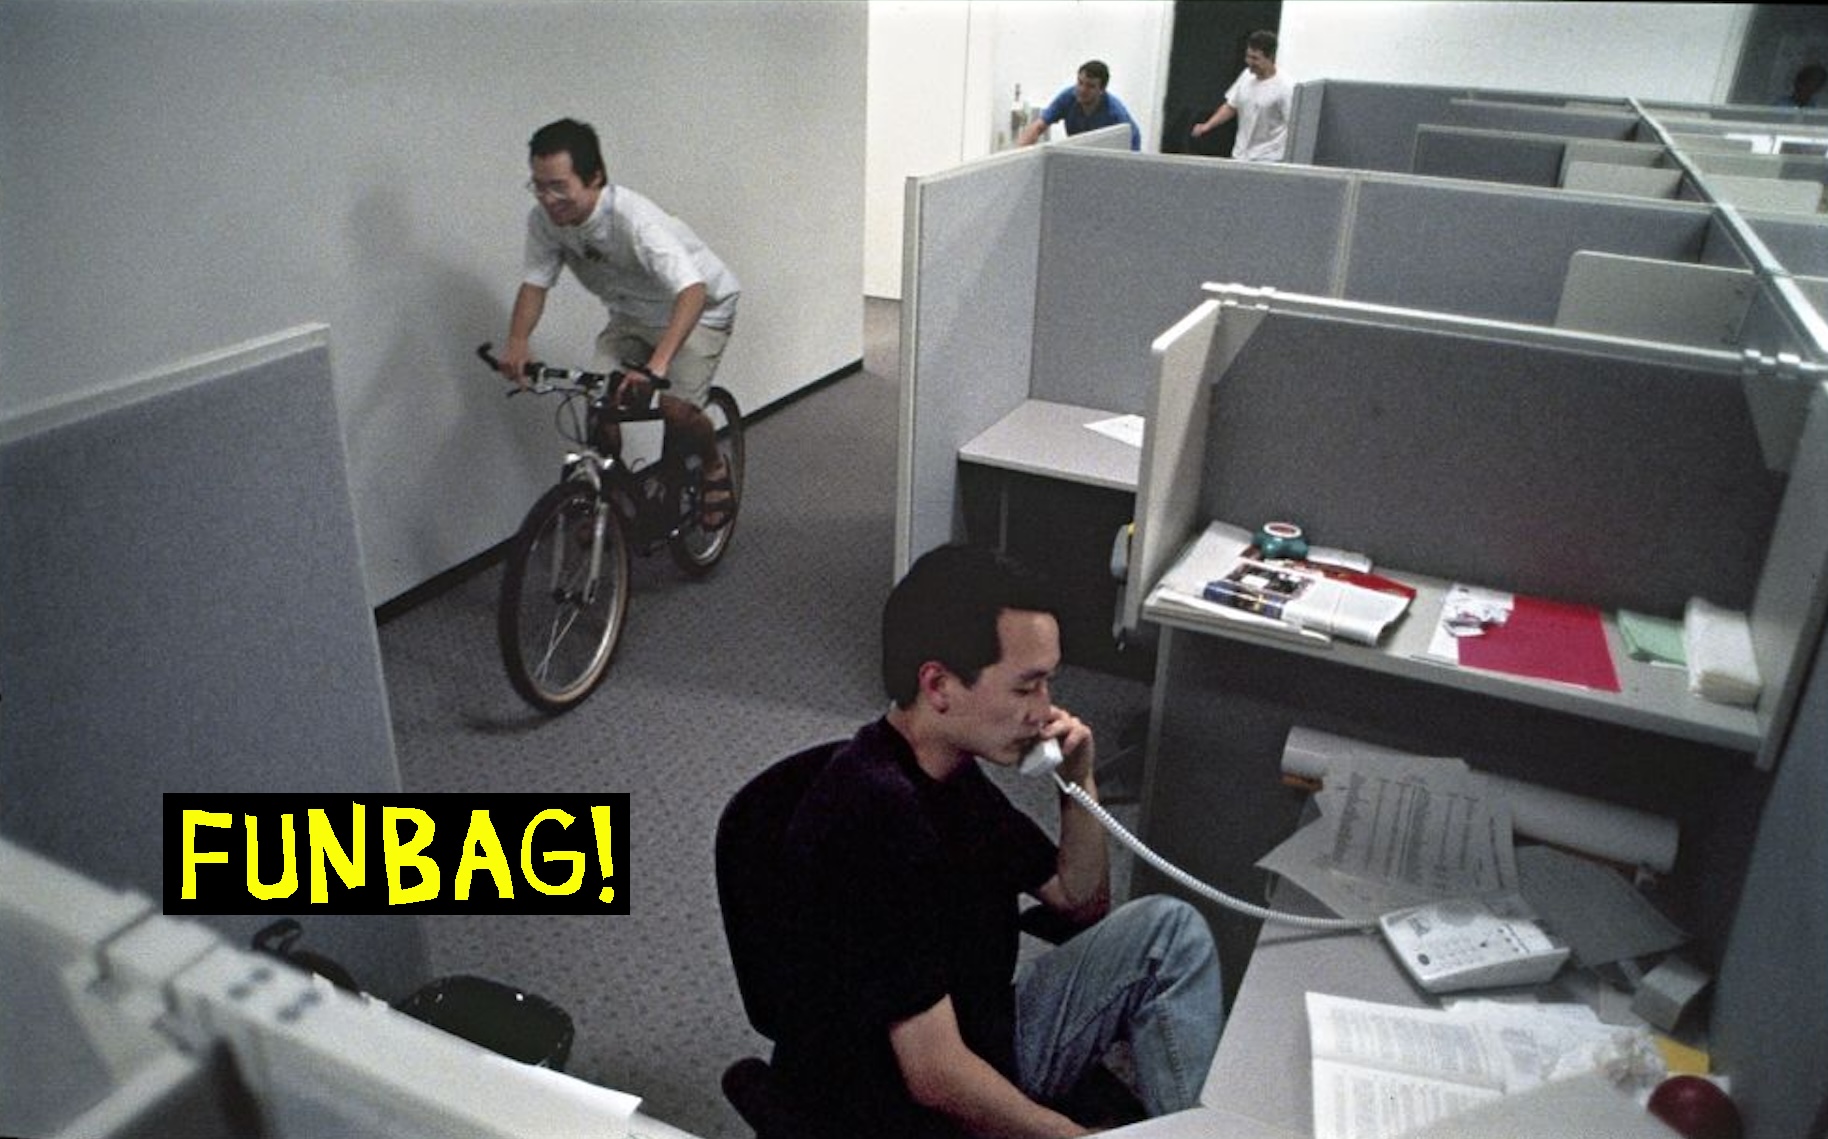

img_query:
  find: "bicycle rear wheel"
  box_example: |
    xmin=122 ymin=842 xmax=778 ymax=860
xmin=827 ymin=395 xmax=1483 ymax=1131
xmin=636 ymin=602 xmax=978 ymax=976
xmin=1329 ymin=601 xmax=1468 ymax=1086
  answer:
xmin=669 ymin=386 xmax=745 ymax=576
xmin=498 ymin=481 xmax=630 ymax=714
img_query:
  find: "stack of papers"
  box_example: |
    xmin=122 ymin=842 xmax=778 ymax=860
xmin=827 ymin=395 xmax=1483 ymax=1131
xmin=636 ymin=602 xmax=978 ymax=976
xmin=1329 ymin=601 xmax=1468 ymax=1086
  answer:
xmin=1306 ymin=993 xmax=1665 ymax=1139
xmin=1258 ymin=749 xmax=1517 ymax=919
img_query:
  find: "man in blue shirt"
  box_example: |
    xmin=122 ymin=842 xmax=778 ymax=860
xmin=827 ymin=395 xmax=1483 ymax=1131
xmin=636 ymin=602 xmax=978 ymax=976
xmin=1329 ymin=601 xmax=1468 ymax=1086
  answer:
xmin=1018 ymin=60 xmax=1142 ymax=151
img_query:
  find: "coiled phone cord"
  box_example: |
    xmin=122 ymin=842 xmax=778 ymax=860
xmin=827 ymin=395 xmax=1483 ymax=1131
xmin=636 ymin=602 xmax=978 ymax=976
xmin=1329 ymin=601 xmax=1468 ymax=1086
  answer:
xmin=1053 ymin=773 xmax=1378 ymax=933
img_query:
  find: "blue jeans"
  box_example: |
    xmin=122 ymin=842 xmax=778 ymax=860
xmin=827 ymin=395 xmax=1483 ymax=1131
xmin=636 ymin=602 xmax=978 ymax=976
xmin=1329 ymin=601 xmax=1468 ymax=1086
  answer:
xmin=1012 ymin=895 xmax=1224 ymax=1116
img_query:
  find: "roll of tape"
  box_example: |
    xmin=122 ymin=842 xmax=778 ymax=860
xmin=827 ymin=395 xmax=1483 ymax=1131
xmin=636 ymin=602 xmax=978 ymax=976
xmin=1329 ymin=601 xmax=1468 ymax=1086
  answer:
xmin=1255 ymin=521 xmax=1308 ymax=560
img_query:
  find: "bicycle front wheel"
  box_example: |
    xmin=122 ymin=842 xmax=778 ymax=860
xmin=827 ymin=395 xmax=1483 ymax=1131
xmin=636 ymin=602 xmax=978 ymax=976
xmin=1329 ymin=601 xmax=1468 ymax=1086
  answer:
xmin=498 ymin=481 xmax=630 ymax=714
xmin=669 ymin=386 xmax=746 ymax=576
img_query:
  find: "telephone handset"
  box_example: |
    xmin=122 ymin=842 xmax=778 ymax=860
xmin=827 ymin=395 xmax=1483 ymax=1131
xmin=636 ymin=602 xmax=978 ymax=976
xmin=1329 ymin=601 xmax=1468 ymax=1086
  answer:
xmin=1377 ymin=894 xmax=1570 ymax=993
xmin=1019 ymin=738 xmax=1065 ymax=778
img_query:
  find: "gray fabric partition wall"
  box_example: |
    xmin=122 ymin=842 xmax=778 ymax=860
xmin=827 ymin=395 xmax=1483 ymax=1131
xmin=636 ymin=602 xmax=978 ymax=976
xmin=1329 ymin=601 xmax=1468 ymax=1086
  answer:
xmin=897 ymin=155 xmax=1045 ymax=574
xmin=0 ymin=328 xmax=426 ymax=996
xmin=1343 ymin=178 xmax=1714 ymax=323
xmin=1748 ymin=215 xmax=1828 ymax=277
xmin=1440 ymin=98 xmax=1642 ymax=141
xmin=1713 ymin=626 xmax=1828 ymax=1139
xmin=1411 ymin=125 xmax=1569 ymax=187
xmin=1056 ymin=123 xmax=1135 ymax=152
xmin=1305 ymin=81 xmax=1472 ymax=173
xmin=1029 ymin=153 xmax=1350 ymax=413
xmin=1196 ymin=313 xmax=1784 ymax=615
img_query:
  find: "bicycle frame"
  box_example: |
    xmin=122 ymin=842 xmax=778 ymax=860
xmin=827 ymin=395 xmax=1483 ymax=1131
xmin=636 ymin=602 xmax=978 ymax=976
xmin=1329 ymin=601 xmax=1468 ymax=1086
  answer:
xmin=478 ymin=342 xmax=741 ymax=713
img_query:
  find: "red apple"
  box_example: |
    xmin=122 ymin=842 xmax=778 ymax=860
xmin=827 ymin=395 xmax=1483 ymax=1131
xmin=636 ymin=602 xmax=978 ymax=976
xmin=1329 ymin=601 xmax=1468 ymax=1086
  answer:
xmin=1648 ymin=1075 xmax=1743 ymax=1139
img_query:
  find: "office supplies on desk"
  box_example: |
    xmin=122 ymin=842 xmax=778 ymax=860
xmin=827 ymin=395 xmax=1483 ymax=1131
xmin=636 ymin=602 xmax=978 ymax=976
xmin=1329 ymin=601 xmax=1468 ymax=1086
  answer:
xmin=1152 ymin=522 xmax=1413 ymax=646
xmin=1682 ymin=598 xmax=1762 ymax=708
xmin=1430 ymin=585 xmax=1621 ymax=692
xmin=1281 ymin=728 xmax=1680 ymax=873
xmin=1254 ymin=520 xmax=1309 ymax=560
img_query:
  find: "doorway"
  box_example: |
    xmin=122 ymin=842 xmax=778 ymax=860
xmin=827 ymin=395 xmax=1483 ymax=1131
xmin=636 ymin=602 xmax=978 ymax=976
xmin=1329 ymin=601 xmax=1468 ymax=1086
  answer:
xmin=1161 ymin=0 xmax=1282 ymax=157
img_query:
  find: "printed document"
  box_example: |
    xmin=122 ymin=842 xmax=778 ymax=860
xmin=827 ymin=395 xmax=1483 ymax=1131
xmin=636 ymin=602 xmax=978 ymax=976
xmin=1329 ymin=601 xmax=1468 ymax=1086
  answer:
xmin=1258 ymin=751 xmax=1517 ymax=918
xmin=1306 ymin=993 xmax=1664 ymax=1139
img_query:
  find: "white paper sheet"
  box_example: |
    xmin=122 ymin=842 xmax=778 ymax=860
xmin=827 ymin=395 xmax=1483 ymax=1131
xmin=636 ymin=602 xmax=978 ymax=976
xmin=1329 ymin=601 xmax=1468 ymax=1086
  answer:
xmin=1083 ymin=413 xmax=1145 ymax=448
xmin=1258 ymin=750 xmax=1517 ymax=918
xmin=1306 ymin=993 xmax=1665 ymax=1139
xmin=1515 ymin=844 xmax=1688 ymax=966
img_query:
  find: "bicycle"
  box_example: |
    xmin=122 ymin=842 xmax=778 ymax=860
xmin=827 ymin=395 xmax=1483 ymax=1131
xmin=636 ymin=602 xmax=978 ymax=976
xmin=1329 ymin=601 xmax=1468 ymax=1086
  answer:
xmin=476 ymin=343 xmax=745 ymax=714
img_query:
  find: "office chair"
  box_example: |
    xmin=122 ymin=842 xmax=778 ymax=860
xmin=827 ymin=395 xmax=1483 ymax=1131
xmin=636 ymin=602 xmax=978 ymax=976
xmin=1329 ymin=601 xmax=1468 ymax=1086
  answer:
xmin=714 ymin=741 xmax=1143 ymax=1139
xmin=252 ymin=918 xmax=575 ymax=1071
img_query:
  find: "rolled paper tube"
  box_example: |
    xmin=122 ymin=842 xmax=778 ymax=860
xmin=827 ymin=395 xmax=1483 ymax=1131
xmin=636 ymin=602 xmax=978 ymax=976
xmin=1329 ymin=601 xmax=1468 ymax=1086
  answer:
xmin=1280 ymin=726 xmax=1679 ymax=873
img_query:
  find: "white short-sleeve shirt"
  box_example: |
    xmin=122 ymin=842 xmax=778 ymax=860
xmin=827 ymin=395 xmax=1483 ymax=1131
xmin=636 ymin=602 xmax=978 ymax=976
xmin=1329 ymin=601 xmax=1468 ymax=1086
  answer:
xmin=1224 ymin=69 xmax=1293 ymax=162
xmin=523 ymin=186 xmax=741 ymax=330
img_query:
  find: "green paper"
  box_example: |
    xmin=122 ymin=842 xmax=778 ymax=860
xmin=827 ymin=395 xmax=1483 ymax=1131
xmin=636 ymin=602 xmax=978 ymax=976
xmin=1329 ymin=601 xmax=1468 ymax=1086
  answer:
xmin=1618 ymin=610 xmax=1686 ymax=665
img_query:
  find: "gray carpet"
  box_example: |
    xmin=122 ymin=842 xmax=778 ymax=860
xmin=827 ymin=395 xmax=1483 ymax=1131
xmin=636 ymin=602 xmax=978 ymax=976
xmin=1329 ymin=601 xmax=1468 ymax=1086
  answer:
xmin=377 ymin=298 xmax=1150 ymax=1138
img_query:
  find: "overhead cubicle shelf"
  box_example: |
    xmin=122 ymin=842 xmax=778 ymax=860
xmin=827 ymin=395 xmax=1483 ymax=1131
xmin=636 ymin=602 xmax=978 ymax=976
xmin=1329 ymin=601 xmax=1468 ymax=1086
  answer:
xmin=1125 ymin=283 xmax=1828 ymax=770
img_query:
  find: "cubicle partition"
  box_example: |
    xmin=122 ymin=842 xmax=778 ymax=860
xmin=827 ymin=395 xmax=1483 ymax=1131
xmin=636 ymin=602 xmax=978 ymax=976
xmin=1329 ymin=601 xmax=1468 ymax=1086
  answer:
xmin=1055 ymin=122 xmax=1135 ymax=152
xmin=1411 ymin=125 xmax=1682 ymax=192
xmin=1126 ymin=286 xmax=1826 ymax=762
xmin=1412 ymin=124 xmax=1590 ymax=188
xmin=0 ymin=327 xmax=428 ymax=997
xmin=897 ymin=149 xmax=1354 ymax=575
xmin=1121 ymin=284 xmax=1828 ymax=1038
xmin=1294 ymin=80 xmax=1651 ymax=173
xmin=1343 ymin=176 xmax=1716 ymax=323
xmin=1296 ymin=80 xmax=1493 ymax=172
xmin=1438 ymin=96 xmax=1645 ymax=142
xmin=1028 ymin=150 xmax=1350 ymax=412
xmin=899 ymin=137 xmax=1820 ymax=580
xmin=896 ymin=150 xmax=1044 ymax=572
xmin=1748 ymin=213 xmax=1828 ymax=276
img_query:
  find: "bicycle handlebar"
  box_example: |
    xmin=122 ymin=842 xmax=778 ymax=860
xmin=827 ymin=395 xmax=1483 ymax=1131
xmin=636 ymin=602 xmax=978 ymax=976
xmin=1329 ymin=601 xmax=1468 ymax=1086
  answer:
xmin=475 ymin=343 xmax=670 ymax=394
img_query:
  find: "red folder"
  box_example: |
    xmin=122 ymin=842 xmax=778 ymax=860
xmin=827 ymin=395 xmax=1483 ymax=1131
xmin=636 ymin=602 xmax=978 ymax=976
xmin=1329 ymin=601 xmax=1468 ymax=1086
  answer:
xmin=1456 ymin=595 xmax=1620 ymax=692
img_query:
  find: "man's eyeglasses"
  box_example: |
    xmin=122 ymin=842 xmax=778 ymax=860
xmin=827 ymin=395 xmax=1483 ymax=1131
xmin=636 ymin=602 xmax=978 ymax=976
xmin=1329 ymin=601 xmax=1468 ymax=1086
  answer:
xmin=527 ymin=179 xmax=577 ymax=200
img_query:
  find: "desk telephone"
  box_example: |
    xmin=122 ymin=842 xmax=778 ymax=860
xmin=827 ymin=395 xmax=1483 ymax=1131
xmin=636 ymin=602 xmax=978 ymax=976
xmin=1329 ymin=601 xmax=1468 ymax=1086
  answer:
xmin=1016 ymin=740 xmax=1569 ymax=993
xmin=1378 ymin=896 xmax=1569 ymax=993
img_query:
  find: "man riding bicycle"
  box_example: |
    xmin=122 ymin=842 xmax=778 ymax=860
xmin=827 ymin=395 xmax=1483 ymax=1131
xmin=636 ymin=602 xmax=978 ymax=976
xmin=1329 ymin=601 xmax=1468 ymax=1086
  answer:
xmin=497 ymin=117 xmax=740 ymax=531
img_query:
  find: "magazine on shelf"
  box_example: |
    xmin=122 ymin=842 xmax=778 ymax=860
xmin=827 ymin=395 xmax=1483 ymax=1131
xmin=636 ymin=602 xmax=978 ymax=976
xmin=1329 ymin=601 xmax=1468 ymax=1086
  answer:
xmin=1148 ymin=522 xmax=1415 ymax=646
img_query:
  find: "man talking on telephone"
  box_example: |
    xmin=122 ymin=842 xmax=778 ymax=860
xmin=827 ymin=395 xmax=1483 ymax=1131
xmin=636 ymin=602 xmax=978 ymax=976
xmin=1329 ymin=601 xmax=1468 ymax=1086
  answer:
xmin=776 ymin=544 xmax=1222 ymax=1137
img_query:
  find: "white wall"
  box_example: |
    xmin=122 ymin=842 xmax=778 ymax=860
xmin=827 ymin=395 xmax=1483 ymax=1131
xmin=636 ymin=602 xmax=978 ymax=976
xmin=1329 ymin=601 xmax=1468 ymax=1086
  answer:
xmin=864 ymin=1 xmax=1754 ymax=299
xmin=0 ymin=0 xmax=867 ymax=606
xmin=865 ymin=0 xmax=1173 ymax=297
xmin=1278 ymin=2 xmax=1752 ymax=102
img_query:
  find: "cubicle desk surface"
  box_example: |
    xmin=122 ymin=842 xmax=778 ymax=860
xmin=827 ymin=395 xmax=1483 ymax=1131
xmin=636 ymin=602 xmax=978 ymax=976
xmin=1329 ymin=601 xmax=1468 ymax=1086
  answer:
xmin=1200 ymin=909 xmax=1659 ymax=1138
xmin=957 ymin=399 xmax=1142 ymax=492
xmin=1202 ymin=921 xmax=1413 ymax=1136
xmin=1144 ymin=568 xmax=1760 ymax=756
xmin=1104 ymin=1105 xmax=1306 ymax=1138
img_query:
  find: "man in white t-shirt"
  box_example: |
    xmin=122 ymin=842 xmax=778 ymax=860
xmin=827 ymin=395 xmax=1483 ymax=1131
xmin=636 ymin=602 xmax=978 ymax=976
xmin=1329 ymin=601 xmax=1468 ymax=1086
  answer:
xmin=498 ymin=118 xmax=741 ymax=530
xmin=1190 ymin=30 xmax=1292 ymax=163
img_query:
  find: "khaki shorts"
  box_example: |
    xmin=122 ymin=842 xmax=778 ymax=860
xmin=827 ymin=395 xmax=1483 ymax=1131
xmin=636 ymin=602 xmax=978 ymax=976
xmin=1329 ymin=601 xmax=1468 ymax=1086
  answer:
xmin=594 ymin=320 xmax=732 ymax=409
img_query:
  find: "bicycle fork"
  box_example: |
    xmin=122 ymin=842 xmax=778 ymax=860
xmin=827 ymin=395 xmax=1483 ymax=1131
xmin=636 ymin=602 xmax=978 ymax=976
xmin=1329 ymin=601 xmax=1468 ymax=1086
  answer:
xmin=555 ymin=458 xmax=613 ymax=605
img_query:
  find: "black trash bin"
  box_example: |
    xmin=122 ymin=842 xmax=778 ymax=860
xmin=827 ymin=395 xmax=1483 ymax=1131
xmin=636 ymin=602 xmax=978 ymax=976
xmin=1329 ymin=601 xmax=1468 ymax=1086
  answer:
xmin=394 ymin=974 xmax=576 ymax=1071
